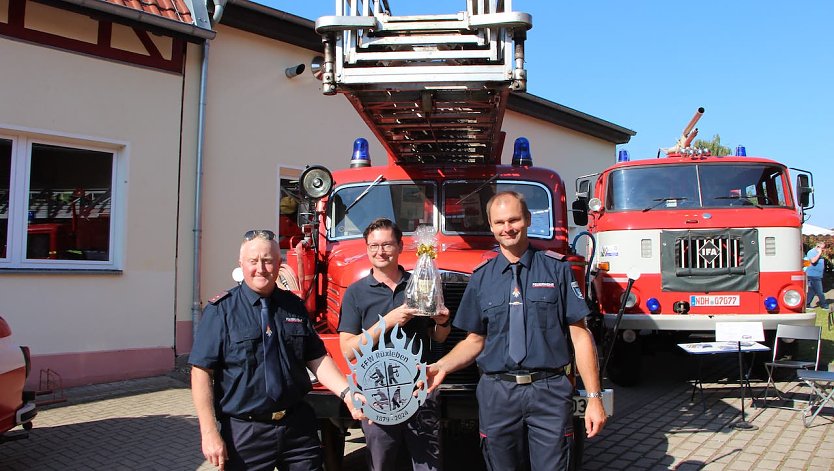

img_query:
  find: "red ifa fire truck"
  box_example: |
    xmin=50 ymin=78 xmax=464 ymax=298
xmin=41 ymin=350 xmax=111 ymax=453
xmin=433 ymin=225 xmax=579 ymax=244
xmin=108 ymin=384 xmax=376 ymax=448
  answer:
xmin=273 ymin=1 xmax=613 ymax=468
xmin=573 ymin=108 xmax=816 ymax=386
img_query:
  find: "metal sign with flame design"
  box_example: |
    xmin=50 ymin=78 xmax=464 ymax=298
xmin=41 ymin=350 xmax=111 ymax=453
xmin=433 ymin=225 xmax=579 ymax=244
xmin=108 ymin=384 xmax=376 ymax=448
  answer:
xmin=346 ymin=316 xmax=427 ymax=425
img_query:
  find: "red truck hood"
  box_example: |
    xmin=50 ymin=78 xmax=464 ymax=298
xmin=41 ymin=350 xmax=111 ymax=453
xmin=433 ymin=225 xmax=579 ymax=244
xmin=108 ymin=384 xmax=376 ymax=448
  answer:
xmin=326 ymin=241 xmax=499 ymax=289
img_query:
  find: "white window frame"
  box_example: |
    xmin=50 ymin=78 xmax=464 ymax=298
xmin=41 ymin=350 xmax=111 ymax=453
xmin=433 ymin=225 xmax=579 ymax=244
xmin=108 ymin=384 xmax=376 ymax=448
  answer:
xmin=0 ymin=126 xmax=127 ymax=270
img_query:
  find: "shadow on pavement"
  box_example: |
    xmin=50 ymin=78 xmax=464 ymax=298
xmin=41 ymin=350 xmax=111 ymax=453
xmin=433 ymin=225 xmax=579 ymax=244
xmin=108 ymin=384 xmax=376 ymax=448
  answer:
xmin=0 ymin=414 xmax=205 ymax=471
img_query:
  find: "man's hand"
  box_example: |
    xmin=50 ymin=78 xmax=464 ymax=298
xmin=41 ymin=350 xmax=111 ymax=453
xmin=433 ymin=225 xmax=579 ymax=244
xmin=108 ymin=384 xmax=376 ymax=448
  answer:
xmin=384 ymin=304 xmax=418 ymax=327
xmin=201 ymin=429 xmax=228 ymax=470
xmin=425 ymin=362 xmax=448 ymax=393
xmin=345 ymin=392 xmax=368 ymax=421
xmin=432 ymin=306 xmax=450 ymax=327
xmin=584 ymin=398 xmax=607 ymax=438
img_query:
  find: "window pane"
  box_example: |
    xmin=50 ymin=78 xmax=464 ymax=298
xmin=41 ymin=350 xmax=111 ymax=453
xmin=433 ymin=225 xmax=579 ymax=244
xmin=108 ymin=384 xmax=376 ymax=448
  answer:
xmin=0 ymin=139 xmax=11 ymax=258
xmin=26 ymin=143 xmax=113 ymax=261
xmin=328 ymin=183 xmax=435 ymax=239
xmin=443 ymin=181 xmax=553 ymax=238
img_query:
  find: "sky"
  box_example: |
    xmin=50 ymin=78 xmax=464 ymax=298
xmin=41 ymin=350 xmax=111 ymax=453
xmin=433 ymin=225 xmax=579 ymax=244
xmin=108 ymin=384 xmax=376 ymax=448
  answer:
xmin=263 ymin=0 xmax=833 ymax=229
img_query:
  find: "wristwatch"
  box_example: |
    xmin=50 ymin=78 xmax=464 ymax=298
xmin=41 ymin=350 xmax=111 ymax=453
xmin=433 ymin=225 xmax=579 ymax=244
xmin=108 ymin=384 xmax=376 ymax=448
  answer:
xmin=339 ymin=387 xmax=351 ymax=401
xmin=585 ymin=391 xmax=604 ymax=399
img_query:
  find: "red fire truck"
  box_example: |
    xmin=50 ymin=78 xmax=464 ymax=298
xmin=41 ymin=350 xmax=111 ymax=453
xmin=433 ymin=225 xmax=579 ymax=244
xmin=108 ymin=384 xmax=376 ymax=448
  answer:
xmin=0 ymin=315 xmax=36 ymax=443
xmin=276 ymin=1 xmax=612 ymax=468
xmin=573 ymin=108 xmax=816 ymax=386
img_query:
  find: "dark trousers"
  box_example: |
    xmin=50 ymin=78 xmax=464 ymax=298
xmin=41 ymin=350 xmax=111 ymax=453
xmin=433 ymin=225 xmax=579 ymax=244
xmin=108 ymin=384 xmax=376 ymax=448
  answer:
xmin=361 ymin=395 xmax=442 ymax=471
xmin=807 ymin=276 xmax=829 ymax=308
xmin=477 ymin=374 xmax=573 ymax=471
xmin=220 ymin=402 xmax=322 ymax=471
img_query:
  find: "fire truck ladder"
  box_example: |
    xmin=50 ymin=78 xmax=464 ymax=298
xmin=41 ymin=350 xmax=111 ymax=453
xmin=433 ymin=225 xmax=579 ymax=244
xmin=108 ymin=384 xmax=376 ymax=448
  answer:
xmin=316 ymin=0 xmax=532 ymax=165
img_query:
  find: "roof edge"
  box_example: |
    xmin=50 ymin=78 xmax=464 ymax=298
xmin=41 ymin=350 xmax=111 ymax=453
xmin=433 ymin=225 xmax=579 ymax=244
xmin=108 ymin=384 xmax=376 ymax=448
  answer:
xmin=56 ymin=0 xmax=216 ymax=40
xmin=508 ymin=93 xmax=635 ymax=145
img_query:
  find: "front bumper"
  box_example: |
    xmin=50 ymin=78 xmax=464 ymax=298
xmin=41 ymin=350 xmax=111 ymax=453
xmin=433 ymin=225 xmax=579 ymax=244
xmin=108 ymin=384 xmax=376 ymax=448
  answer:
xmin=603 ymin=312 xmax=817 ymax=331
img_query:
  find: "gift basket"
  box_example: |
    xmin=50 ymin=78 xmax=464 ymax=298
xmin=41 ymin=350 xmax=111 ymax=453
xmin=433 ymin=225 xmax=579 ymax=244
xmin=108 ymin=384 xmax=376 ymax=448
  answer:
xmin=405 ymin=226 xmax=445 ymax=316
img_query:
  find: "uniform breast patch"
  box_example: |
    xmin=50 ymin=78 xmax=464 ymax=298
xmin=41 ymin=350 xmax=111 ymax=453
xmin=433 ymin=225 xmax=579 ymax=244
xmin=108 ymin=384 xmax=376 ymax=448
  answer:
xmin=532 ymin=282 xmax=555 ymax=288
xmin=284 ymin=317 xmax=304 ymax=323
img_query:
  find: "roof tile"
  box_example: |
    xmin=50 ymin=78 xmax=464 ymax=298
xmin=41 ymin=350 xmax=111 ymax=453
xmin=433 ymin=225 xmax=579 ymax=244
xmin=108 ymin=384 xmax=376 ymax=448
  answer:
xmin=104 ymin=0 xmax=194 ymax=25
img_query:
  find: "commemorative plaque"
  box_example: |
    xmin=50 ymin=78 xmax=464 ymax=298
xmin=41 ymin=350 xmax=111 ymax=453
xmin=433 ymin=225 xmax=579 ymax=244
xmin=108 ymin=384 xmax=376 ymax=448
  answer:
xmin=346 ymin=316 xmax=427 ymax=425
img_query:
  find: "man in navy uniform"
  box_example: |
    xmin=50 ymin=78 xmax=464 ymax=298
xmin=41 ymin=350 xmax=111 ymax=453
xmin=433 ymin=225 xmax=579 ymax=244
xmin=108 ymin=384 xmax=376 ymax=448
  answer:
xmin=427 ymin=192 xmax=606 ymax=470
xmin=190 ymin=230 xmax=363 ymax=470
xmin=339 ymin=218 xmax=451 ymax=470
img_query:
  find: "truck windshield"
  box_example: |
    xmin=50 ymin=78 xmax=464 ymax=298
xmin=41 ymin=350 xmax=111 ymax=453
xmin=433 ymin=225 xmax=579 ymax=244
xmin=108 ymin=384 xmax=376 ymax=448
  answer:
xmin=443 ymin=180 xmax=553 ymax=238
xmin=606 ymin=163 xmax=790 ymax=211
xmin=328 ymin=182 xmax=436 ymax=239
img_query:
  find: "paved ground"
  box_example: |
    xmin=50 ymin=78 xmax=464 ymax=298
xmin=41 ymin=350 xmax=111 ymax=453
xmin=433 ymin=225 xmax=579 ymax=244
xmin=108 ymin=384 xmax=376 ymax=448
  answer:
xmin=1 ymin=350 xmax=833 ymax=470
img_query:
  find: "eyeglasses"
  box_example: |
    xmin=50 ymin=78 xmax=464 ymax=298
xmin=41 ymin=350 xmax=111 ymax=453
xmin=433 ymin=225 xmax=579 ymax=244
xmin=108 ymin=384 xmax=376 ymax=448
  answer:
xmin=367 ymin=242 xmax=397 ymax=252
xmin=243 ymin=230 xmax=275 ymax=241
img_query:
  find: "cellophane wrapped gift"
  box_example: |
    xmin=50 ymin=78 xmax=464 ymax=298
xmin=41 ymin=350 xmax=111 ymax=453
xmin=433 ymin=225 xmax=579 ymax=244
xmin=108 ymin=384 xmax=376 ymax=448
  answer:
xmin=405 ymin=226 xmax=445 ymax=316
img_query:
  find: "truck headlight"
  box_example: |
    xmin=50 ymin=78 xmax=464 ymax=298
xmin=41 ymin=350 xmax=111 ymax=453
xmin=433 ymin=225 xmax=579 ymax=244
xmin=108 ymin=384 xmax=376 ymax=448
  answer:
xmin=782 ymin=289 xmax=802 ymax=308
xmin=620 ymin=291 xmax=638 ymax=309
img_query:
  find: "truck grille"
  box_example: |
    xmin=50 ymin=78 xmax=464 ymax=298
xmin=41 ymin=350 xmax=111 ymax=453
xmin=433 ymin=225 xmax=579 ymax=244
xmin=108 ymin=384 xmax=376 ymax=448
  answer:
xmin=428 ymin=271 xmax=481 ymax=386
xmin=677 ymin=234 xmax=743 ymax=269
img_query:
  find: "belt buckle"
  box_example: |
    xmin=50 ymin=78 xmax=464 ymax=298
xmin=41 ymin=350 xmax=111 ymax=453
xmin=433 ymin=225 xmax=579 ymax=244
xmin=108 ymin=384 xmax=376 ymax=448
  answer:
xmin=271 ymin=410 xmax=286 ymax=421
xmin=515 ymin=374 xmax=532 ymax=385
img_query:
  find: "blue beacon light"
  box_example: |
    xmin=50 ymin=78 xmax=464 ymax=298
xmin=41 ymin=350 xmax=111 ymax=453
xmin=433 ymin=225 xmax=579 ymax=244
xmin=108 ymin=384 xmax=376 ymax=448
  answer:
xmin=350 ymin=138 xmax=371 ymax=168
xmin=646 ymin=297 xmax=661 ymax=313
xmin=617 ymin=149 xmax=630 ymax=162
xmin=735 ymin=145 xmax=746 ymax=157
xmin=764 ymin=296 xmax=778 ymax=311
xmin=511 ymin=137 xmax=533 ymax=166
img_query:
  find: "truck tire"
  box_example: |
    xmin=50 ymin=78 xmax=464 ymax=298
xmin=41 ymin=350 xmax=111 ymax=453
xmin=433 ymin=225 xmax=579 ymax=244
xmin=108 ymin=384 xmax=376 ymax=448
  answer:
xmin=320 ymin=419 xmax=345 ymax=471
xmin=569 ymin=416 xmax=585 ymax=471
xmin=605 ymin=335 xmax=643 ymax=387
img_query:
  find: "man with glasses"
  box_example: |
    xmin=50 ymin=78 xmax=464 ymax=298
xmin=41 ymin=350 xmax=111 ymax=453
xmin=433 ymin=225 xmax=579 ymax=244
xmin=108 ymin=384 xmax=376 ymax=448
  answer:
xmin=190 ymin=230 xmax=363 ymax=470
xmin=338 ymin=218 xmax=451 ymax=471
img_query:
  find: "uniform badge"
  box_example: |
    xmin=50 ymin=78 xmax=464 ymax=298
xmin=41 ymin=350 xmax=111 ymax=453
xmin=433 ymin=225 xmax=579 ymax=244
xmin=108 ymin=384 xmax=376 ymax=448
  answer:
xmin=346 ymin=316 xmax=427 ymax=425
xmin=571 ymin=281 xmax=584 ymax=300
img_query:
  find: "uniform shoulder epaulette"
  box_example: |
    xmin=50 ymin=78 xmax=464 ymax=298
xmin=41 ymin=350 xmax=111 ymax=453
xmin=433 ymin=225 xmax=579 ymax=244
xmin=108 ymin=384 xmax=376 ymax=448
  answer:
xmin=473 ymin=258 xmax=491 ymax=272
xmin=208 ymin=291 xmax=230 ymax=305
xmin=544 ymin=250 xmax=565 ymax=261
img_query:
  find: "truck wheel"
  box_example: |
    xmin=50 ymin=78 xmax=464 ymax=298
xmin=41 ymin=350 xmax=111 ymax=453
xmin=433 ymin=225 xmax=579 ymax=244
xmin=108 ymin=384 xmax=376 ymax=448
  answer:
xmin=569 ymin=416 xmax=585 ymax=471
xmin=605 ymin=335 xmax=643 ymax=387
xmin=320 ymin=419 xmax=345 ymax=471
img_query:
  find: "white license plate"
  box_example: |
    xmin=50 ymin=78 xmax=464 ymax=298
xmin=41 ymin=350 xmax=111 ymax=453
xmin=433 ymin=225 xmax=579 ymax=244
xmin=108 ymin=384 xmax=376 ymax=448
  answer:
xmin=573 ymin=389 xmax=614 ymax=416
xmin=689 ymin=295 xmax=740 ymax=307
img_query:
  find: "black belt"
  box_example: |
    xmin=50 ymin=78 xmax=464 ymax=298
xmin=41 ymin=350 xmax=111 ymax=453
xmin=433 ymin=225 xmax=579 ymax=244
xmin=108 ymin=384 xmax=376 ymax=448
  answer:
xmin=230 ymin=409 xmax=288 ymax=423
xmin=489 ymin=368 xmax=565 ymax=385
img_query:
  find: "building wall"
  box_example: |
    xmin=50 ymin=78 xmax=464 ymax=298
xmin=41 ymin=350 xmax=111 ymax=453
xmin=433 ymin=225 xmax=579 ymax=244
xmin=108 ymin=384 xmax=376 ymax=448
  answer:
xmin=0 ymin=29 xmax=184 ymax=387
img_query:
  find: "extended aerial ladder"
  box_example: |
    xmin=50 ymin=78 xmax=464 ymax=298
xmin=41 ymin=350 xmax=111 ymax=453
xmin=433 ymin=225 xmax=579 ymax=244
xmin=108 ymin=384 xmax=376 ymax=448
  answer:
xmin=315 ymin=0 xmax=532 ymax=165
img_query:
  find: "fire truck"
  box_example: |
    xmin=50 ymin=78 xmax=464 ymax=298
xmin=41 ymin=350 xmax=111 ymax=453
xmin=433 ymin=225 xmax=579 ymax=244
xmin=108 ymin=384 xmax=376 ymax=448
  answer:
xmin=573 ymin=107 xmax=816 ymax=386
xmin=276 ymin=1 xmax=612 ymax=468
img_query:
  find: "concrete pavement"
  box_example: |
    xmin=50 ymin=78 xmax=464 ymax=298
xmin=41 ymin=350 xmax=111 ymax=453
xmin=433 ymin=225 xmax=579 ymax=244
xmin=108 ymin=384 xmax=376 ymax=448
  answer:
xmin=1 ymin=352 xmax=833 ymax=470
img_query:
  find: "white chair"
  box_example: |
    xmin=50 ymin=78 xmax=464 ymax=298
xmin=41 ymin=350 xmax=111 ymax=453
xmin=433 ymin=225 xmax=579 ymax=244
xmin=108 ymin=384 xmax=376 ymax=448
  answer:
xmin=760 ymin=324 xmax=822 ymax=405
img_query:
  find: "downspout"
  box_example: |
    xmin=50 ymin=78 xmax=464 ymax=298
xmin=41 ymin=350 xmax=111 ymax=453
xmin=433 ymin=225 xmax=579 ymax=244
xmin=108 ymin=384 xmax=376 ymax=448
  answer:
xmin=192 ymin=1 xmax=226 ymax=340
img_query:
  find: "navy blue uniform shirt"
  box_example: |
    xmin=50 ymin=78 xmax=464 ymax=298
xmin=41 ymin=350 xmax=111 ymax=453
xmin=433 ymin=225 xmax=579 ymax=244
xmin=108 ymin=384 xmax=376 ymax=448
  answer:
xmin=454 ymin=247 xmax=590 ymax=373
xmin=189 ymin=283 xmax=326 ymax=416
xmin=338 ymin=269 xmax=433 ymax=362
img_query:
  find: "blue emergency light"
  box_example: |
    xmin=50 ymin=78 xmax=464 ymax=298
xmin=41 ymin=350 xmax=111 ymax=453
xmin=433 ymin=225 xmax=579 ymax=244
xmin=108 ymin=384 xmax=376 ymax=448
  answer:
xmin=350 ymin=138 xmax=371 ymax=168
xmin=617 ymin=149 xmax=630 ymax=162
xmin=511 ymin=137 xmax=532 ymax=166
xmin=764 ymin=296 xmax=778 ymax=311
xmin=735 ymin=145 xmax=746 ymax=157
xmin=646 ymin=297 xmax=661 ymax=313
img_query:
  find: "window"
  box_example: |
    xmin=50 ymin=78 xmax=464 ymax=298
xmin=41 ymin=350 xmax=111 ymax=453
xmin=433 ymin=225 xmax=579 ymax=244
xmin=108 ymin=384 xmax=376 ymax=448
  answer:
xmin=328 ymin=182 xmax=436 ymax=239
xmin=0 ymin=131 xmax=122 ymax=269
xmin=443 ymin=180 xmax=553 ymax=238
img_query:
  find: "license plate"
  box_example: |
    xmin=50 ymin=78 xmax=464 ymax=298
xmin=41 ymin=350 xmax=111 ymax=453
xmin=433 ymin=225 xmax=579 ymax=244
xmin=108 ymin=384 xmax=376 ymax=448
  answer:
xmin=689 ymin=295 xmax=740 ymax=307
xmin=573 ymin=389 xmax=614 ymax=416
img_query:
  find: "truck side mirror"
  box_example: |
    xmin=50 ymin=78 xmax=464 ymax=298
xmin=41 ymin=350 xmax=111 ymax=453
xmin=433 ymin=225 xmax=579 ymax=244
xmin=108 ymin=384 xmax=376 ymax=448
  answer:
xmin=572 ymin=179 xmax=591 ymax=226
xmin=572 ymin=199 xmax=588 ymax=226
xmin=796 ymin=173 xmax=813 ymax=209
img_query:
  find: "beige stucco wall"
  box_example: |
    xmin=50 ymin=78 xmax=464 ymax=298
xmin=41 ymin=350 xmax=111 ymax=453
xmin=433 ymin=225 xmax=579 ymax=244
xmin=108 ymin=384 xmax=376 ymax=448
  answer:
xmin=0 ymin=33 xmax=183 ymax=380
